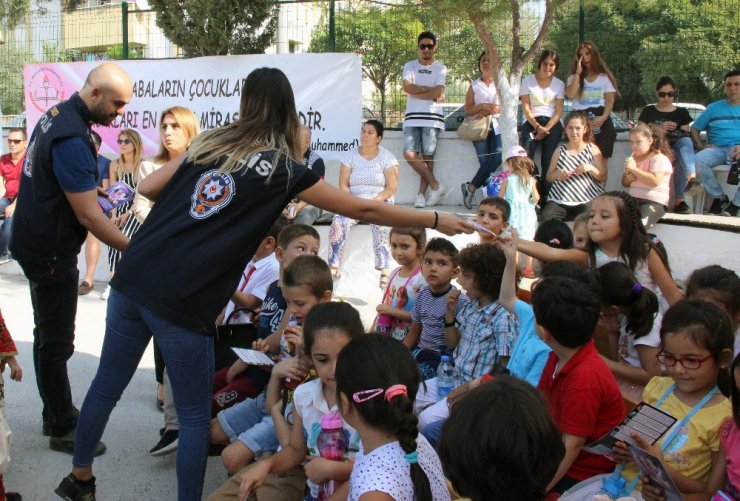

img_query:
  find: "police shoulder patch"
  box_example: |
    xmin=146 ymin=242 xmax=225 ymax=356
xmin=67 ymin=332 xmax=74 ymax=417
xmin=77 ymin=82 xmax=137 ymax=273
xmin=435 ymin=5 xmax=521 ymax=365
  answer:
xmin=190 ymin=170 xmax=235 ymax=219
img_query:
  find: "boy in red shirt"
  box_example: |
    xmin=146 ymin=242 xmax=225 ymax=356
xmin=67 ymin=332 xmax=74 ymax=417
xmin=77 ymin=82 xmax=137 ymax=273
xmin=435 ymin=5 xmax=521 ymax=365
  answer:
xmin=532 ymin=275 xmax=625 ymax=496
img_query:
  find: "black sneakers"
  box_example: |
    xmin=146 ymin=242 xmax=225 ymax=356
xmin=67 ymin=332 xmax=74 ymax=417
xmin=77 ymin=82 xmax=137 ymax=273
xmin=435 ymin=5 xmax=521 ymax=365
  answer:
xmin=724 ymin=203 xmax=739 ymax=217
xmin=708 ymin=195 xmax=731 ymax=215
xmin=673 ymin=201 xmax=691 ymax=214
xmin=149 ymin=429 xmax=179 ymax=457
xmin=54 ymin=474 xmax=96 ymax=501
xmin=50 ymin=429 xmax=107 ymax=457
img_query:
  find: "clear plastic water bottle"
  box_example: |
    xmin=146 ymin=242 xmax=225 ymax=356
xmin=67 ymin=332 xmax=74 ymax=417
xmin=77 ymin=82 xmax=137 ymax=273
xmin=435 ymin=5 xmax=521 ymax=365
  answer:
xmin=437 ymin=355 xmax=455 ymax=400
xmin=588 ymin=111 xmax=601 ymax=134
xmin=311 ymin=410 xmax=347 ymax=501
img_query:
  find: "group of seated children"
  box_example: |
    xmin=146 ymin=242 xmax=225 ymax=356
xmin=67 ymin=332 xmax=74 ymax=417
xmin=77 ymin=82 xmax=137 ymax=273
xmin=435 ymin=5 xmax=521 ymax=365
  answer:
xmin=198 ymin=188 xmax=740 ymax=501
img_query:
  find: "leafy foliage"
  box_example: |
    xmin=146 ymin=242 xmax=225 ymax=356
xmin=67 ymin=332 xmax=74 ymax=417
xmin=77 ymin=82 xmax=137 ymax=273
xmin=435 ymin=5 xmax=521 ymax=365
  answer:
xmin=310 ymin=5 xmax=422 ymax=121
xmin=0 ymin=45 xmax=25 ymax=114
xmin=1 ymin=0 xmax=29 ymax=29
xmin=549 ymin=0 xmax=740 ymax=114
xmin=149 ymin=0 xmax=279 ymax=56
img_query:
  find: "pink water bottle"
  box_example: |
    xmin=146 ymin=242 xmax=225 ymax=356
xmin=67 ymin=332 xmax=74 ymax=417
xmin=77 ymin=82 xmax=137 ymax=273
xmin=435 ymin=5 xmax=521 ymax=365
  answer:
xmin=316 ymin=410 xmax=346 ymax=500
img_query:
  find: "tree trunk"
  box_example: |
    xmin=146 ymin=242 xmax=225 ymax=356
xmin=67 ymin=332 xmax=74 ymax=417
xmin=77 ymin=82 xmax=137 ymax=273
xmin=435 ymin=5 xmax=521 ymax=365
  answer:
xmin=379 ymin=86 xmax=386 ymax=123
xmin=496 ymin=67 xmax=522 ymax=155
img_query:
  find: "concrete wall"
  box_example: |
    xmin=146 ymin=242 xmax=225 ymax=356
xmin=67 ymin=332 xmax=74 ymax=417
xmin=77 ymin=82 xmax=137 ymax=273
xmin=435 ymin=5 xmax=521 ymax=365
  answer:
xmin=323 ymin=130 xmax=634 ymax=205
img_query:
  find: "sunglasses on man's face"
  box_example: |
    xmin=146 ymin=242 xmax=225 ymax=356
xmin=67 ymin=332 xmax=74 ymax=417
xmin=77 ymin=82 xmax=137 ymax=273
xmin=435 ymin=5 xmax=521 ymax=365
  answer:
xmin=657 ymin=91 xmax=675 ymax=98
xmin=117 ymin=138 xmax=131 ymax=145
xmin=7 ymin=139 xmax=23 ymax=145
xmin=418 ymin=43 xmax=435 ymax=50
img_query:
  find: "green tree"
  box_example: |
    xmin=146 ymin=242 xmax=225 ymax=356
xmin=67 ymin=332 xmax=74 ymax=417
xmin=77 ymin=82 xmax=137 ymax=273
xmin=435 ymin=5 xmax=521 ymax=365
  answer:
xmin=310 ymin=6 xmax=422 ymax=122
xmin=0 ymin=45 xmax=25 ymax=114
xmin=549 ymin=0 xmax=740 ymax=116
xmin=1 ymin=0 xmax=28 ymax=29
xmin=422 ymin=0 xmax=569 ymax=151
xmin=149 ymin=0 xmax=279 ymax=56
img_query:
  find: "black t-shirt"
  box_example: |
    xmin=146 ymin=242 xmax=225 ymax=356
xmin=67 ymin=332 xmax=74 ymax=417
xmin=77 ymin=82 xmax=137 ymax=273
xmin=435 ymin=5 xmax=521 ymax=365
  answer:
xmin=638 ymin=105 xmax=693 ymax=141
xmin=112 ymin=150 xmax=319 ymax=334
xmin=257 ymin=280 xmax=286 ymax=338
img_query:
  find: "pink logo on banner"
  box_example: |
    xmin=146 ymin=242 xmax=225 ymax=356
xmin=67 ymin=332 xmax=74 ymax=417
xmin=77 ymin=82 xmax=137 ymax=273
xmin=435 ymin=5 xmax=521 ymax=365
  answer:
xmin=27 ymin=67 xmax=66 ymax=114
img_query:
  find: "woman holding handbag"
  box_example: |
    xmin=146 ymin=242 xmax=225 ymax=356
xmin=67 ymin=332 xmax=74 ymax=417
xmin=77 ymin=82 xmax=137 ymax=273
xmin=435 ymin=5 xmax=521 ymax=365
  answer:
xmin=460 ymin=52 xmax=503 ymax=209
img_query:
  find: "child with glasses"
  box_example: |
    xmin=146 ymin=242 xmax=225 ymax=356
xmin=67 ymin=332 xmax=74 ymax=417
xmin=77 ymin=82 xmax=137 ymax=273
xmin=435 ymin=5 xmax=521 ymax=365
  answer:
xmin=603 ymin=299 xmax=734 ymax=500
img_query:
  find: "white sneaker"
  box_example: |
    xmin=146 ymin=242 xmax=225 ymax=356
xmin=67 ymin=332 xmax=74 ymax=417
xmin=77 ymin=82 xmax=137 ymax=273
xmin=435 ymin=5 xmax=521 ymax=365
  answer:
xmin=413 ymin=193 xmax=426 ymax=208
xmin=427 ymin=184 xmax=452 ymax=207
xmin=100 ymin=285 xmax=111 ymax=300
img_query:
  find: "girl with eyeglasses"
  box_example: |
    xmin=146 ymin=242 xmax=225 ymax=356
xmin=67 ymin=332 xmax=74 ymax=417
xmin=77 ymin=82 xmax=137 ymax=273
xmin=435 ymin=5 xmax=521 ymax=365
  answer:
xmin=103 ymin=128 xmax=144 ymax=298
xmin=638 ymin=76 xmax=698 ymax=215
xmin=606 ymin=299 xmax=734 ymax=499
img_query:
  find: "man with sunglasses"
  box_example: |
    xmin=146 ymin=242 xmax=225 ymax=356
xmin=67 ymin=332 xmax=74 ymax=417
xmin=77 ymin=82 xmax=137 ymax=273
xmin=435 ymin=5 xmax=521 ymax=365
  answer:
xmin=402 ymin=31 xmax=450 ymax=209
xmin=9 ymin=62 xmax=132 ymax=457
xmin=690 ymin=69 xmax=740 ymax=217
xmin=0 ymin=128 xmax=26 ymax=264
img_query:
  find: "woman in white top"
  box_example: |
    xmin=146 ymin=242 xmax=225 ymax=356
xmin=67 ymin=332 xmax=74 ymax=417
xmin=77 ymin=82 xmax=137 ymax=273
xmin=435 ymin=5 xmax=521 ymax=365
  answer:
xmin=328 ymin=120 xmax=399 ymax=288
xmin=131 ymin=106 xmax=199 ymax=418
xmin=460 ymin=52 xmax=503 ymax=209
xmin=621 ymin=123 xmax=674 ymax=229
xmin=519 ymin=50 xmax=565 ymax=201
xmin=565 ymin=41 xmax=619 ymax=163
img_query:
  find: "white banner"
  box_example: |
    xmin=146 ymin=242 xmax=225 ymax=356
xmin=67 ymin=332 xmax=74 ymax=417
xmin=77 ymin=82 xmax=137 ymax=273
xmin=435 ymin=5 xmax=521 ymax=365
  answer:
xmin=23 ymin=53 xmax=362 ymax=161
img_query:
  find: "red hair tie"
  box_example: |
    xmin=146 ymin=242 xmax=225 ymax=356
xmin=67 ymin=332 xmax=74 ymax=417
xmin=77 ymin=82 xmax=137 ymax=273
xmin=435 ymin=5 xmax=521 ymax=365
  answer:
xmin=384 ymin=384 xmax=408 ymax=401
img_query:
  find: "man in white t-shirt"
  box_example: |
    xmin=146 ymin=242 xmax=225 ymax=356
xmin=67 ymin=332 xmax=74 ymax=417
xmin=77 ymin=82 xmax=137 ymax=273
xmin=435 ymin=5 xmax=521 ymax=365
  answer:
xmin=402 ymin=31 xmax=450 ymax=208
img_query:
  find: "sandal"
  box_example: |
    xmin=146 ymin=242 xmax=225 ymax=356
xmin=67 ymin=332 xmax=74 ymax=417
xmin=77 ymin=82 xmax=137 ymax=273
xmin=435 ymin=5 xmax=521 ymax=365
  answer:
xmin=379 ymin=270 xmax=390 ymax=289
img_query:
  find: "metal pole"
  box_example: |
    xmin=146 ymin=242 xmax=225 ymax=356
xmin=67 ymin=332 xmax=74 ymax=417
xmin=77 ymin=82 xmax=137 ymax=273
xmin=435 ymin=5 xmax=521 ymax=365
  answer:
xmin=328 ymin=0 xmax=336 ymax=52
xmin=578 ymin=0 xmax=585 ymax=43
xmin=122 ymin=1 xmax=129 ymax=59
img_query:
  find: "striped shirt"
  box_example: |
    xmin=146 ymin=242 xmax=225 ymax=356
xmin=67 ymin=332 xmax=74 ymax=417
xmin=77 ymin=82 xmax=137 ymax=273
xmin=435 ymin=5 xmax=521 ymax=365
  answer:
xmin=548 ymin=143 xmax=604 ymax=205
xmin=412 ymin=285 xmax=468 ymax=352
xmin=453 ymin=300 xmax=519 ymax=387
xmin=403 ymin=60 xmax=447 ymax=130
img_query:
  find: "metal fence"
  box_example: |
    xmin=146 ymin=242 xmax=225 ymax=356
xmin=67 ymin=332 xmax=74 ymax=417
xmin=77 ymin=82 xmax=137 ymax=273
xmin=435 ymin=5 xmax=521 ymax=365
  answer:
xmin=1 ymin=0 xmax=738 ymax=126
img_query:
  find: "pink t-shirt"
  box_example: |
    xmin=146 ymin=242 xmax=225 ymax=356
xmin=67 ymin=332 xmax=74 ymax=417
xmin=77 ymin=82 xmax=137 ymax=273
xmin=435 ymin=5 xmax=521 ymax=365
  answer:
xmin=721 ymin=418 xmax=740 ymax=492
xmin=628 ymin=152 xmax=672 ymax=205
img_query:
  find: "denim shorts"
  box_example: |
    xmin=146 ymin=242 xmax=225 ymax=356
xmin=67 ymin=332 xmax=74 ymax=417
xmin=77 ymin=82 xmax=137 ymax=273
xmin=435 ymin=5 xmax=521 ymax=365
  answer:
xmin=403 ymin=126 xmax=440 ymax=156
xmin=216 ymin=390 xmax=279 ymax=454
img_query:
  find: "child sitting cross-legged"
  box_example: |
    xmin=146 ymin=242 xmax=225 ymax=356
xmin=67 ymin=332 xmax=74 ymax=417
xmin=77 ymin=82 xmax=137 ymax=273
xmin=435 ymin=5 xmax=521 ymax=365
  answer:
xmin=403 ymin=238 xmax=468 ymax=379
xmin=415 ymin=243 xmax=519 ymax=436
xmin=532 ymin=275 xmax=626 ymax=496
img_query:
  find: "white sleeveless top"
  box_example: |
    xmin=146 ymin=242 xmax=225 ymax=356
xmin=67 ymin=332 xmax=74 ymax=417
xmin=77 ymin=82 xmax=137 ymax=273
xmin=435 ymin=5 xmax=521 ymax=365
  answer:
xmin=471 ymin=78 xmax=500 ymax=132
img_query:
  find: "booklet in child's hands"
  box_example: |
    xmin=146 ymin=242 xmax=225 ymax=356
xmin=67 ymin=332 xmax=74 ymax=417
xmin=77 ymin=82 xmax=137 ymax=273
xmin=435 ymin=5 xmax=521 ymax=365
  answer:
xmin=98 ymin=181 xmax=135 ymax=214
xmin=628 ymin=443 xmax=682 ymax=501
xmin=231 ymin=348 xmax=275 ymax=367
xmin=583 ymin=402 xmax=677 ymax=455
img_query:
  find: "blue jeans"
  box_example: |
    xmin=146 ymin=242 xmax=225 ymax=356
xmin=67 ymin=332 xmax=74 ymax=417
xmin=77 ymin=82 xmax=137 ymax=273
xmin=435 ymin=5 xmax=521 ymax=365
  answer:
xmin=470 ymin=129 xmax=502 ymax=189
xmin=74 ymin=289 xmax=214 ymax=501
xmin=0 ymin=197 xmax=13 ymax=256
xmin=671 ymin=136 xmax=696 ymax=199
xmin=696 ymin=145 xmax=740 ymax=205
xmin=18 ymin=260 xmax=79 ymax=434
xmin=520 ymin=119 xmax=563 ymax=199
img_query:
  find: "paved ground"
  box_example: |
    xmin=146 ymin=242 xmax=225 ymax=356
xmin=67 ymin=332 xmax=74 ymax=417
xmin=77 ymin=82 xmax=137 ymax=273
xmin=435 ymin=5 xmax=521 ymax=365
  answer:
xmin=0 ymin=272 xmax=233 ymax=500
xmin=0 ymin=218 xmax=479 ymax=501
